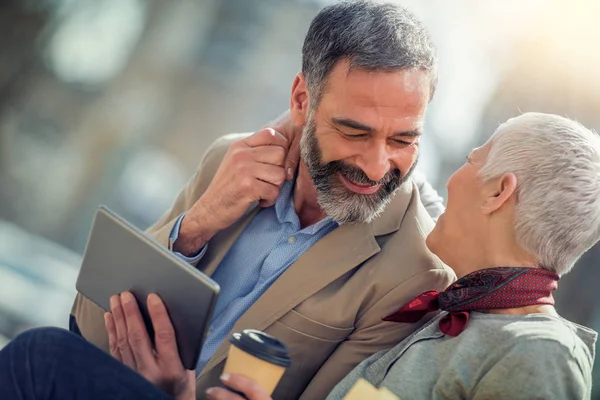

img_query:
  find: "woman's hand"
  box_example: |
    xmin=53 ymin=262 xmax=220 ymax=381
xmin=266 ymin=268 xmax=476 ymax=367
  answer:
xmin=104 ymin=292 xmax=196 ymax=400
xmin=206 ymin=373 xmax=273 ymax=400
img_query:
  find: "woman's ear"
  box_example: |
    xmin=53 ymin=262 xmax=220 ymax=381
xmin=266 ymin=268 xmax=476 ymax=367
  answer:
xmin=481 ymin=173 xmax=517 ymax=215
xmin=289 ymin=73 xmax=310 ymax=126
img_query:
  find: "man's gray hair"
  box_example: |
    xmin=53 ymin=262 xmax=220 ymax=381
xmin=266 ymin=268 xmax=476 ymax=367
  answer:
xmin=480 ymin=112 xmax=600 ymax=275
xmin=302 ymin=0 xmax=438 ymax=105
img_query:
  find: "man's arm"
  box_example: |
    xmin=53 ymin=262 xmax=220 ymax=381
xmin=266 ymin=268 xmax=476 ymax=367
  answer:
xmin=70 ymin=127 xmax=295 ymax=349
xmin=298 ymin=268 xmax=455 ymax=400
xmin=144 ymin=134 xmax=237 ymax=251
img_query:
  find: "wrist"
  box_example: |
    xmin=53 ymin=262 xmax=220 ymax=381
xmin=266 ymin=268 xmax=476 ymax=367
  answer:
xmin=174 ymin=204 xmax=219 ymax=256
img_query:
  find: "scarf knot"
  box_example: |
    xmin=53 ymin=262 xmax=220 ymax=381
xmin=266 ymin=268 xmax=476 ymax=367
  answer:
xmin=383 ymin=267 xmax=559 ymax=336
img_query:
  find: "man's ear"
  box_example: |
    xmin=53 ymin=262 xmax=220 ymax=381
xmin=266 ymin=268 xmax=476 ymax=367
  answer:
xmin=481 ymin=173 xmax=517 ymax=215
xmin=290 ymin=73 xmax=310 ymax=126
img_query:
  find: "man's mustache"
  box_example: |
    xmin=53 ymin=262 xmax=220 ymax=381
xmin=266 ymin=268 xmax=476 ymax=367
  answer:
xmin=332 ymin=161 xmax=402 ymax=187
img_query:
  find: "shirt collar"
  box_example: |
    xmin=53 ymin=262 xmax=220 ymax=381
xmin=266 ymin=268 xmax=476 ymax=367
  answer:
xmin=274 ymin=179 xmax=297 ymax=226
xmin=274 ymin=178 xmax=338 ymax=233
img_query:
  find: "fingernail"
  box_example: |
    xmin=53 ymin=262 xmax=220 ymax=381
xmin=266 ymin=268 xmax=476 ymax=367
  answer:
xmin=220 ymin=373 xmax=230 ymax=382
xmin=148 ymin=293 xmax=161 ymax=306
xmin=287 ymin=168 xmax=293 ymax=179
xmin=103 ymin=312 xmax=110 ymax=323
xmin=206 ymin=388 xmax=214 ymax=395
xmin=110 ymin=295 xmax=119 ymax=308
xmin=121 ymin=292 xmax=134 ymax=304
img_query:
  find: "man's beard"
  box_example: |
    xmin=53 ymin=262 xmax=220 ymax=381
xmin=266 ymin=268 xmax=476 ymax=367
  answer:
xmin=299 ymin=113 xmax=416 ymax=224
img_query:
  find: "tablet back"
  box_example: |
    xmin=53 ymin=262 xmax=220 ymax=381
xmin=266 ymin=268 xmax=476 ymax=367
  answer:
xmin=76 ymin=206 xmax=220 ymax=370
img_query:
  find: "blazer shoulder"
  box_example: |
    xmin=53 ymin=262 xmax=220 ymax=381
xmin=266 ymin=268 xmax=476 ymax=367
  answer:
xmin=194 ymin=132 xmax=252 ymax=183
xmin=364 ymin=183 xmax=455 ymax=302
xmin=200 ymin=132 xmax=251 ymax=167
xmin=380 ymin=182 xmax=448 ymax=271
xmin=209 ymin=132 xmax=252 ymax=152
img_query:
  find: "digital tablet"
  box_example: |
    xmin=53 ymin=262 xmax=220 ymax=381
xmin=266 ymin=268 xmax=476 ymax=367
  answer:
xmin=76 ymin=206 xmax=220 ymax=370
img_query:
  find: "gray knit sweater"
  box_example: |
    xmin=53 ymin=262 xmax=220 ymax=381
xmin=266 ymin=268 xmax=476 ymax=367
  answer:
xmin=326 ymin=312 xmax=596 ymax=400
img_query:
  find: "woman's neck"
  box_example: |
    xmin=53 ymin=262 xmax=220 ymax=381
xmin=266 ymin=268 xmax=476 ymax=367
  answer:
xmin=449 ymin=238 xmax=539 ymax=279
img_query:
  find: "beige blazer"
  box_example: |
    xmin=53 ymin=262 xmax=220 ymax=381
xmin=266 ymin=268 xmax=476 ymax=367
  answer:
xmin=71 ymin=133 xmax=455 ymax=400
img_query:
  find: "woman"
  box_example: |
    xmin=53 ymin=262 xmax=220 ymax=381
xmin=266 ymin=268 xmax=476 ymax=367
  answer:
xmin=1 ymin=112 xmax=597 ymax=399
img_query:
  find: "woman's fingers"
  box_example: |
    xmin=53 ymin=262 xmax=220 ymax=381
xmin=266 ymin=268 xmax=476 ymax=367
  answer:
xmin=104 ymin=312 xmax=121 ymax=362
xmin=147 ymin=293 xmax=184 ymax=371
xmin=205 ymin=387 xmax=247 ymax=400
xmin=207 ymin=373 xmax=273 ymax=400
xmin=109 ymin=294 xmax=136 ymax=369
xmin=120 ymin=292 xmax=155 ymax=372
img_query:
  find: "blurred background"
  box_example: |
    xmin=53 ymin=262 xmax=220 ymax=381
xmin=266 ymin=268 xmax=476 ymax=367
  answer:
xmin=0 ymin=0 xmax=599 ymax=395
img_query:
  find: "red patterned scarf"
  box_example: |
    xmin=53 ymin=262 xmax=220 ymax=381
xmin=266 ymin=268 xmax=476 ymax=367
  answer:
xmin=383 ymin=267 xmax=559 ymax=336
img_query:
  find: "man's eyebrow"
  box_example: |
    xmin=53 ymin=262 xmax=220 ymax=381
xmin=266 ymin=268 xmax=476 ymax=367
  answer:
xmin=332 ymin=117 xmax=422 ymax=137
xmin=392 ymin=130 xmax=421 ymax=138
xmin=332 ymin=117 xmax=375 ymax=132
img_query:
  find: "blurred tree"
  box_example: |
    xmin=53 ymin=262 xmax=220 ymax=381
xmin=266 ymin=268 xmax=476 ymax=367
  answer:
xmin=0 ymin=0 xmax=50 ymax=218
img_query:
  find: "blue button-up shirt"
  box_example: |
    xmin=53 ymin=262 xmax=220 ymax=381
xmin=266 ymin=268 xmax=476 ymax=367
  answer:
xmin=170 ymin=179 xmax=339 ymax=372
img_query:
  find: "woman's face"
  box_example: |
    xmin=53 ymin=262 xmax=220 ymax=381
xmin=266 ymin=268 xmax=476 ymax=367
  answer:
xmin=426 ymin=141 xmax=492 ymax=270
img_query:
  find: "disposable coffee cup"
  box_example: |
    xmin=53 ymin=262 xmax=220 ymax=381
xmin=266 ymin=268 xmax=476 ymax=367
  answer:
xmin=223 ymin=329 xmax=291 ymax=395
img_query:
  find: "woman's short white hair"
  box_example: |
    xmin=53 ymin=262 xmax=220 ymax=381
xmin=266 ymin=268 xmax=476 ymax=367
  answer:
xmin=479 ymin=112 xmax=600 ymax=275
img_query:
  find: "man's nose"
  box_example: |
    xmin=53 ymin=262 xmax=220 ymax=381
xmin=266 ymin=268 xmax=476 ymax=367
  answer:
xmin=356 ymin=144 xmax=393 ymax=182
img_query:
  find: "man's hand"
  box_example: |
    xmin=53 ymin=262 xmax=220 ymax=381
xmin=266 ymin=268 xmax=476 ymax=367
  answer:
xmin=104 ymin=292 xmax=195 ymax=400
xmin=261 ymin=110 xmax=302 ymax=180
xmin=206 ymin=373 xmax=273 ymax=400
xmin=175 ymin=110 xmax=303 ymax=256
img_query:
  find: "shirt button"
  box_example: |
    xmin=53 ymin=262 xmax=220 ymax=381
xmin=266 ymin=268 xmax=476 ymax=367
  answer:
xmin=288 ymin=236 xmax=296 ymax=244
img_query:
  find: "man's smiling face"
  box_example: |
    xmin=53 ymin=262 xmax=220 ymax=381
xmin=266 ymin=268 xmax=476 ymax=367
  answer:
xmin=300 ymin=60 xmax=431 ymax=224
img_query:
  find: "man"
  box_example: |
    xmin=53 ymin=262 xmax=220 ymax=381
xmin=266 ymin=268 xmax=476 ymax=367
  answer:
xmin=71 ymin=1 xmax=454 ymax=399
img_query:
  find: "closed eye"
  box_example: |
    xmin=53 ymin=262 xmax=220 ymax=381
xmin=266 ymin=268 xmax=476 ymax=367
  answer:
xmin=392 ymin=138 xmax=412 ymax=146
xmin=341 ymin=132 xmax=368 ymax=140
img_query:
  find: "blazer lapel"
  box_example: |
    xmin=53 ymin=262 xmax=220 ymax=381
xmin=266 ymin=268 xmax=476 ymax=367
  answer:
xmin=199 ymin=180 xmax=416 ymax=375
xmin=200 ymin=221 xmax=380 ymax=375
